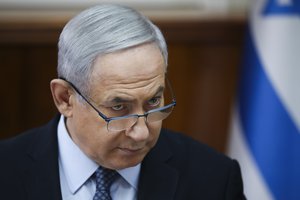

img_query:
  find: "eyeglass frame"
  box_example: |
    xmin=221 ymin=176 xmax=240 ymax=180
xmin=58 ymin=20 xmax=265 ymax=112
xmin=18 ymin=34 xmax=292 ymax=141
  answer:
xmin=59 ymin=76 xmax=176 ymax=132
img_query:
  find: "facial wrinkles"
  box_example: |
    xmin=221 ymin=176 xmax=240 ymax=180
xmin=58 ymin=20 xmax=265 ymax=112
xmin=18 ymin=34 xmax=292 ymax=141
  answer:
xmin=109 ymin=74 xmax=163 ymax=92
xmin=93 ymin=44 xmax=166 ymax=80
xmin=97 ymin=64 xmax=164 ymax=85
xmin=87 ymin=43 xmax=166 ymax=112
xmin=91 ymin=74 xmax=165 ymax=106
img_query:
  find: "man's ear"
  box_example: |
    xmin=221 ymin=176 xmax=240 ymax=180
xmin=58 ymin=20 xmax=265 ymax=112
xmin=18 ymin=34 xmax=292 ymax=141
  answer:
xmin=50 ymin=79 xmax=75 ymax=117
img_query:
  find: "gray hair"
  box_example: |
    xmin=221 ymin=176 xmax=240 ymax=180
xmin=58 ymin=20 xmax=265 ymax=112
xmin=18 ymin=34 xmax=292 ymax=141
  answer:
xmin=57 ymin=4 xmax=168 ymax=96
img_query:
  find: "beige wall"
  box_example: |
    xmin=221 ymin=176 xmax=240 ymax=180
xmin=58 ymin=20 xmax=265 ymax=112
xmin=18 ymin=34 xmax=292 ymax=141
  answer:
xmin=0 ymin=0 xmax=248 ymax=21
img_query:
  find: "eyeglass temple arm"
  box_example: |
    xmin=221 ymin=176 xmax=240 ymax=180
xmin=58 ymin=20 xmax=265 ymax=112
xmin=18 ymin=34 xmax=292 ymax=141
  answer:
xmin=58 ymin=77 xmax=110 ymax=122
xmin=165 ymin=77 xmax=176 ymax=103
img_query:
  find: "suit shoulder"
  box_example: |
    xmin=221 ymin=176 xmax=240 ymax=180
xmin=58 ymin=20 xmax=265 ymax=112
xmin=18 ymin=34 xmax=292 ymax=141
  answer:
xmin=157 ymin=129 xmax=245 ymax=199
xmin=0 ymin=126 xmax=42 ymax=158
xmin=159 ymin=129 xmax=234 ymax=167
xmin=0 ymin=115 xmax=60 ymax=159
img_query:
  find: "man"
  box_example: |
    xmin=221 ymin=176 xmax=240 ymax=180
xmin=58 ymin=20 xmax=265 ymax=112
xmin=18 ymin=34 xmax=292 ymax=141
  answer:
xmin=0 ymin=4 xmax=246 ymax=200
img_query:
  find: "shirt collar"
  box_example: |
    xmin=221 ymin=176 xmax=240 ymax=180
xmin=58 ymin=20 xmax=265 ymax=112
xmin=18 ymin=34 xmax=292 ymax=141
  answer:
xmin=57 ymin=115 xmax=141 ymax=193
xmin=58 ymin=115 xmax=98 ymax=194
xmin=118 ymin=164 xmax=140 ymax=190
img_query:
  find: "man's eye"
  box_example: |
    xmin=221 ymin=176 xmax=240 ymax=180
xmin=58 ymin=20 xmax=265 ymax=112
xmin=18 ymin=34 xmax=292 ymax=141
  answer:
xmin=111 ymin=104 xmax=124 ymax=111
xmin=148 ymin=97 xmax=161 ymax=107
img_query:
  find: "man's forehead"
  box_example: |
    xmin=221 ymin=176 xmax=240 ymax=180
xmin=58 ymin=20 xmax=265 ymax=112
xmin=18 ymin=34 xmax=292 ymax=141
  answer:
xmin=91 ymin=43 xmax=166 ymax=80
xmin=89 ymin=70 xmax=165 ymax=99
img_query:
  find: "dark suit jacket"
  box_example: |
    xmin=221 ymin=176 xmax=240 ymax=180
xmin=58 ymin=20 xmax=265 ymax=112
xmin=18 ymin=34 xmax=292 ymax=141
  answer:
xmin=0 ymin=115 xmax=246 ymax=200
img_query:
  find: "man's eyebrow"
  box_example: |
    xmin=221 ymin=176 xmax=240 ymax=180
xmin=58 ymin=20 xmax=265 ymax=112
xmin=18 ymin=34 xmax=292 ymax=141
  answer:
xmin=103 ymin=86 xmax=165 ymax=104
xmin=110 ymin=97 xmax=131 ymax=104
xmin=155 ymin=86 xmax=165 ymax=95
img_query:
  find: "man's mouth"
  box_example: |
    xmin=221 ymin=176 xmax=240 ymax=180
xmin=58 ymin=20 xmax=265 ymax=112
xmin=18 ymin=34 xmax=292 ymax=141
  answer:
xmin=118 ymin=147 xmax=144 ymax=154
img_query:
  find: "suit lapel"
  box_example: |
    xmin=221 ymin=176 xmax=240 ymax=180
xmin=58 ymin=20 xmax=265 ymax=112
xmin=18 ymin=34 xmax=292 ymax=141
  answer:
xmin=20 ymin=117 xmax=179 ymax=200
xmin=23 ymin=115 xmax=62 ymax=200
xmin=137 ymin=131 xmax=179 ymax=200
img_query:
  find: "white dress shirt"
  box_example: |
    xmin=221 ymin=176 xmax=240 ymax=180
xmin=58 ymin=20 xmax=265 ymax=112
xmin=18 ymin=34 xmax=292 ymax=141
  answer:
xmin=57 ymin=115 xmax=140 ymax=200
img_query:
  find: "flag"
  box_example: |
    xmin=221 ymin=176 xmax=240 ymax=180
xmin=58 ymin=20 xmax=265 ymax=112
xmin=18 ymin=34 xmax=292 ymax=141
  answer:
xmin=227 ymin=0 xmax=300 ymax=199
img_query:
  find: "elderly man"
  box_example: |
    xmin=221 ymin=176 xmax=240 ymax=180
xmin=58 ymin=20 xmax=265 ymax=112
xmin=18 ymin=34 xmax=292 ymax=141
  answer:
xmin=0 ymin=4 xmax=245 ymax=200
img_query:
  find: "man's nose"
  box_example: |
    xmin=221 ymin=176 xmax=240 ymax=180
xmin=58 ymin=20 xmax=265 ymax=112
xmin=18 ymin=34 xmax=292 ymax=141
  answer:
xmin=125 ymin=116 xmax=149 ymax=142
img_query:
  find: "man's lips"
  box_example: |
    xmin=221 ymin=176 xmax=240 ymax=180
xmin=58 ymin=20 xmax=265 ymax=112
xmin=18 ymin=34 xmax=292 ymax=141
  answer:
xmin=118 ymin=147 xmax=144 ymax=154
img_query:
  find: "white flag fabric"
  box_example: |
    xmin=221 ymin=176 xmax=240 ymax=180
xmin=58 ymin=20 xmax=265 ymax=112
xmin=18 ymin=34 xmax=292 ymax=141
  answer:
xmin=227 ymin=0 xmax=300 ymax=199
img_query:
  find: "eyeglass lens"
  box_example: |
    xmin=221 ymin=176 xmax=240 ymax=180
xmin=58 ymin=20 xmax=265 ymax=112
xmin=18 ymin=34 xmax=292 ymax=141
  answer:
xmin=107 ymin=105 xmax=174 ymax=132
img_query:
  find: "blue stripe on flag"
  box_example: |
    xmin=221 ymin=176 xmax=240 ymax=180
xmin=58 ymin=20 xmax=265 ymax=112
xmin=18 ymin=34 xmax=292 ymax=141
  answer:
xmin=238 ymin=29 xmax=300 ymax=200
xmin=263 ymin=0 xmax=300 ymax=15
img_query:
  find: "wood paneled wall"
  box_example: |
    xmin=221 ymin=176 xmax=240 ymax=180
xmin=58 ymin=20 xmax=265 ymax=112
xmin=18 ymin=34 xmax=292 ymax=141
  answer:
xmin=0 ymin=18 xmax=245 ymax=152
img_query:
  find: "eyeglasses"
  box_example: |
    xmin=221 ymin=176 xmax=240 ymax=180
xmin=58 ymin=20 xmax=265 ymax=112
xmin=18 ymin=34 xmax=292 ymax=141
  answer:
xmin=60 ymin=77 xmax=176 ymax=132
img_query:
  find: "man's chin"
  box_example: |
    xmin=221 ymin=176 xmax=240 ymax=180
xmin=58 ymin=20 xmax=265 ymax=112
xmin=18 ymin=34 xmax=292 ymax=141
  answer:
xmin=110 ymin=154 xmax=146 ymax=170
